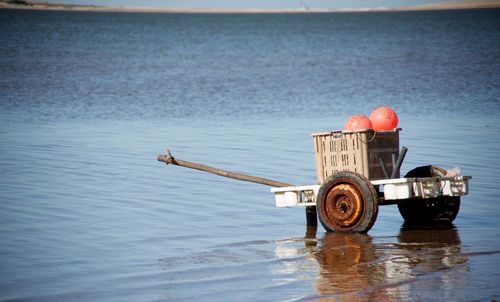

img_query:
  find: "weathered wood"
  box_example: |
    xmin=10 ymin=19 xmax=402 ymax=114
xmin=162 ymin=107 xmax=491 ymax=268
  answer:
xmin=158 ymin=150 xmax=318 ymax=227
xmin=158 ymin=150 xmax=293 ymax=188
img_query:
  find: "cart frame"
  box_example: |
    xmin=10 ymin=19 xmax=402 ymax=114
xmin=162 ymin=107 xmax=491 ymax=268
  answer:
xmin=271 ymin=176 xmax=470 ymax=208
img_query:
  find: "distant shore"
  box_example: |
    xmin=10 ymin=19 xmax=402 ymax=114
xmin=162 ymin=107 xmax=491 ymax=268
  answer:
xmin=1 ymin=0 xmax=499 ymax=13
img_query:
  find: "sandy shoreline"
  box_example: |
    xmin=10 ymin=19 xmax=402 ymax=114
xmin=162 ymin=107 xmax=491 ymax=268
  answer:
xmin=1 ymin=0 xmax=499 ymax=13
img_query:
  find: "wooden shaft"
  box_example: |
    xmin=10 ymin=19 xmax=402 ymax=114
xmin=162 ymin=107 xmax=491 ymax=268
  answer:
xmin=158 ymin=150 xmax=318 ymax=226
xmin=157 ymin=150 xmax=293 ymax=188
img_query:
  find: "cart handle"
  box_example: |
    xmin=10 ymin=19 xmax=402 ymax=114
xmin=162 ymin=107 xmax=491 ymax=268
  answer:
xmin=157 ymin=150 xmax=293 ymax=188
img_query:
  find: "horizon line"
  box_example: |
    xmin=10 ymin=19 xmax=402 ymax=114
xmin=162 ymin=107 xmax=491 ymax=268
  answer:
xmin=1 ymin=0 xmax=500 ymax=14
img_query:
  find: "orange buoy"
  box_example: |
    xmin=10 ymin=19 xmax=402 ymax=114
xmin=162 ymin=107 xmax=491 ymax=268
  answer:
xmin=369 ymin=106 xmax=398 ymax=131
xmin=344 ymin=114 xmax=373 ymax=131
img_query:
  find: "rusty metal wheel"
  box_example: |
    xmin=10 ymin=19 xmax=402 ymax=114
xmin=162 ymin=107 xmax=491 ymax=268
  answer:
xmin=398 ymin=165 xmax=460 ymax=226
xmin=316 ymin=171 xmax=378 ymax=233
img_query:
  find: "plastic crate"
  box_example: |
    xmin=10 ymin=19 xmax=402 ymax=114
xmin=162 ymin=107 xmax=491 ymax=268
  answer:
xmin=441 ymin=176 xmax=470 ymax=196
xmin=312 ymin=129 xmax=400 ymax=183
xmin=372 ymin=178 xmax=414 ymax=200
xmin=413 ymin=177 xmax=441 ymax=198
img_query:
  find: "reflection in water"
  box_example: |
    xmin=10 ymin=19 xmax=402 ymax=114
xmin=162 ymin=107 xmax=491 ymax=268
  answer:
xmin=306 ymin=226 xmax=468 ymax=301
xmin=387 ymin=225 xmax=469 ymax=300
xmin=313 ymin=231 xmax=389 ymax=301
xmin=157 ymin=226 xmax=469 ymax=301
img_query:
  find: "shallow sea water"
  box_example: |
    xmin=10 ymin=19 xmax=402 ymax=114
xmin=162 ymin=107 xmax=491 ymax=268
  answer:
xmin=1 ymin=8 xmax=499 ymax=301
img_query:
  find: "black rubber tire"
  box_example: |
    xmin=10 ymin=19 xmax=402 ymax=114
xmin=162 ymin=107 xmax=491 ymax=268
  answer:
xmin=316 ymin=171 xmax=378 ymax=233
xmin=397 ymin=165 xmax=461 ymax=225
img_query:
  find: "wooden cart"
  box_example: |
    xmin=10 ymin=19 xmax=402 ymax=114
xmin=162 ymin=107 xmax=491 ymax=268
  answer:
xmin=158 ymin=129 xmax=470 ymax=233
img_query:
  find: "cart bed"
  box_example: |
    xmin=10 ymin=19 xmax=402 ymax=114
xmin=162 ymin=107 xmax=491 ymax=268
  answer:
xmin=272 ymin=176 xmax=471 ymax=208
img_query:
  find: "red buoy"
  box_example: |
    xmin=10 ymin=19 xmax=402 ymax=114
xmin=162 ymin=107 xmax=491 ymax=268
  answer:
xmin=344 ymin=114 xmax=373 ymax=131
xmin=369 ymin=106 xmax=398 ymax=131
